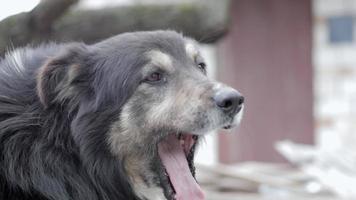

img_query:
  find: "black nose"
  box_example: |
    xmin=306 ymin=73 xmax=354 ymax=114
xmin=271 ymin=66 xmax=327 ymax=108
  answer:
xmin=213 ymin=89 xmax=244 ymax=115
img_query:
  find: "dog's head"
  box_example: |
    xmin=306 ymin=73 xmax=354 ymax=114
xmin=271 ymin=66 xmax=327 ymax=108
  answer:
xmin=36 ymin=30 xmax=244 ymax=200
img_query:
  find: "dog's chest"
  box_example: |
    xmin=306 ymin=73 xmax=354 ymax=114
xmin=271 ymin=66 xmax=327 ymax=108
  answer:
xmin=134 ymin=184 xmax=167 ymax=200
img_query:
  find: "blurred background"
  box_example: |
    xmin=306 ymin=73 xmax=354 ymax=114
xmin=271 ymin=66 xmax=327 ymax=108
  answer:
xmin=1 ymin=0 xmax=356 ymax=199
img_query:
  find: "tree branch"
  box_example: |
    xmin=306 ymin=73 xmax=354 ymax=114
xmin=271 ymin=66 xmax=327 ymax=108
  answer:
xmin=30 ymin=0 xmax=79 ymax=32
xmin=0 ymin=0 xmax=230 ymax=55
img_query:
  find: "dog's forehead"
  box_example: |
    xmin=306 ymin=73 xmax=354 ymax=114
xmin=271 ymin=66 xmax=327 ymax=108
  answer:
xmin=184 ymin=41 xmax=199 ymax=61
xmin=146 ymin=50 xmax=174 ymax=72
xmin=145 ymin=40 xmax=199 ymax=69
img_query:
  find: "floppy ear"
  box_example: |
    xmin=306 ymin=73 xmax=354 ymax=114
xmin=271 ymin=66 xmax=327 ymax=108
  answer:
xmin=36 ymin=44 xmax=89 ymax=108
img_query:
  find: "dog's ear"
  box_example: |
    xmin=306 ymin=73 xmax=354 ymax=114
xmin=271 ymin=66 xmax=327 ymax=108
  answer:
xmin=36 ymin=44 xmax=89 ymax=108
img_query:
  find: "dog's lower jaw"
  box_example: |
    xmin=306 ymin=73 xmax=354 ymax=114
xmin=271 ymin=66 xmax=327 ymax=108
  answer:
xmin=124 ymin=133 xmax=203 ymax=200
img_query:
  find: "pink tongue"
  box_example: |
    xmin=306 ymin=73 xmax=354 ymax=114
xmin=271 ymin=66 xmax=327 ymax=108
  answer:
xmin=158 ymin=134 xmax=205 ymax=200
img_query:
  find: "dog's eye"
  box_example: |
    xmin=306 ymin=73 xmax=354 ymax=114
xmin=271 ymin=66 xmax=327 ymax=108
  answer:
xmin=145 ymin=72 xmax=163 ymax=83
xmin=198 ymin=62 xmax=206 ymax=72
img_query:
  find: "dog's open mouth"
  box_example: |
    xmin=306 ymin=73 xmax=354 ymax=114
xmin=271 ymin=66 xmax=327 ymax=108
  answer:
xmin=157 ymin=133 xmax=205 ymax=200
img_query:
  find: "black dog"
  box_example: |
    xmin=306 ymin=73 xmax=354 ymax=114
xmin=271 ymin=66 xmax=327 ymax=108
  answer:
xmin=0 ymin=30 xmax=244 ymax=200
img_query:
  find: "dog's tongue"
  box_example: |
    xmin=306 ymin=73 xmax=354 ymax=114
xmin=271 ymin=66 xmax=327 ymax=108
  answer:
xmin=158 ymin=134 xmax=205 ymax=200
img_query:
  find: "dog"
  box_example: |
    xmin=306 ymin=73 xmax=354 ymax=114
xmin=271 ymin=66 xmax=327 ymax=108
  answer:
xmin=0 ymin=30 xmax=244 ymax=200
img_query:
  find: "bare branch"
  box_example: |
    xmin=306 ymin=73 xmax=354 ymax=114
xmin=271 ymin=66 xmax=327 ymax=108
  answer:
xmin=30 ymin=0 xmax=79 ymax=32
xmin=54 ymin=3 xmax=229 ymax=44
xmin=0 ymin=1 xmax=230 ymax=55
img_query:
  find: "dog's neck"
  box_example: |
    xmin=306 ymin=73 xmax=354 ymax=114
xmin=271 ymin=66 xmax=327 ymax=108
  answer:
xmin=125 ymin=154 xmax=167 ymax=200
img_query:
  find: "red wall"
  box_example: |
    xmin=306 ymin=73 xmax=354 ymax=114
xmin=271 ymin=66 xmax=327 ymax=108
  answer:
xmin=217 ymin=0 xmax=313 ymax=163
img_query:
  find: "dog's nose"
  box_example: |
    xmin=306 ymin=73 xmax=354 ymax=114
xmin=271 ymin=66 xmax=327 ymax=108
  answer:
xmin=213 ymin=89 xmax=244 ymax=115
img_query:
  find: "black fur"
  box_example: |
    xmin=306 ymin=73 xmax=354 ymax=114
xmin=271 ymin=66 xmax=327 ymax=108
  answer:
xmin=0 ymin=30 xmax=186 ymax=200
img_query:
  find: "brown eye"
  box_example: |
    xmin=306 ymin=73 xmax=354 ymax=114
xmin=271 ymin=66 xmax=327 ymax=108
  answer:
xmin=145 ymin=72 xmax=164 ymax=83
xmin=198 ymin=62 xmax=206 ymax=72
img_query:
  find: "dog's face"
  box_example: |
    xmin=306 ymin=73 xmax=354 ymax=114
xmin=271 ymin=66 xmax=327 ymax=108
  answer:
xmin=121 ymin=47 xmax=242 ymax=137
xmin=36 ymin=31 xmax=244 ymax=200
xmin=104 ymin=32 xmax=244 ymax=200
